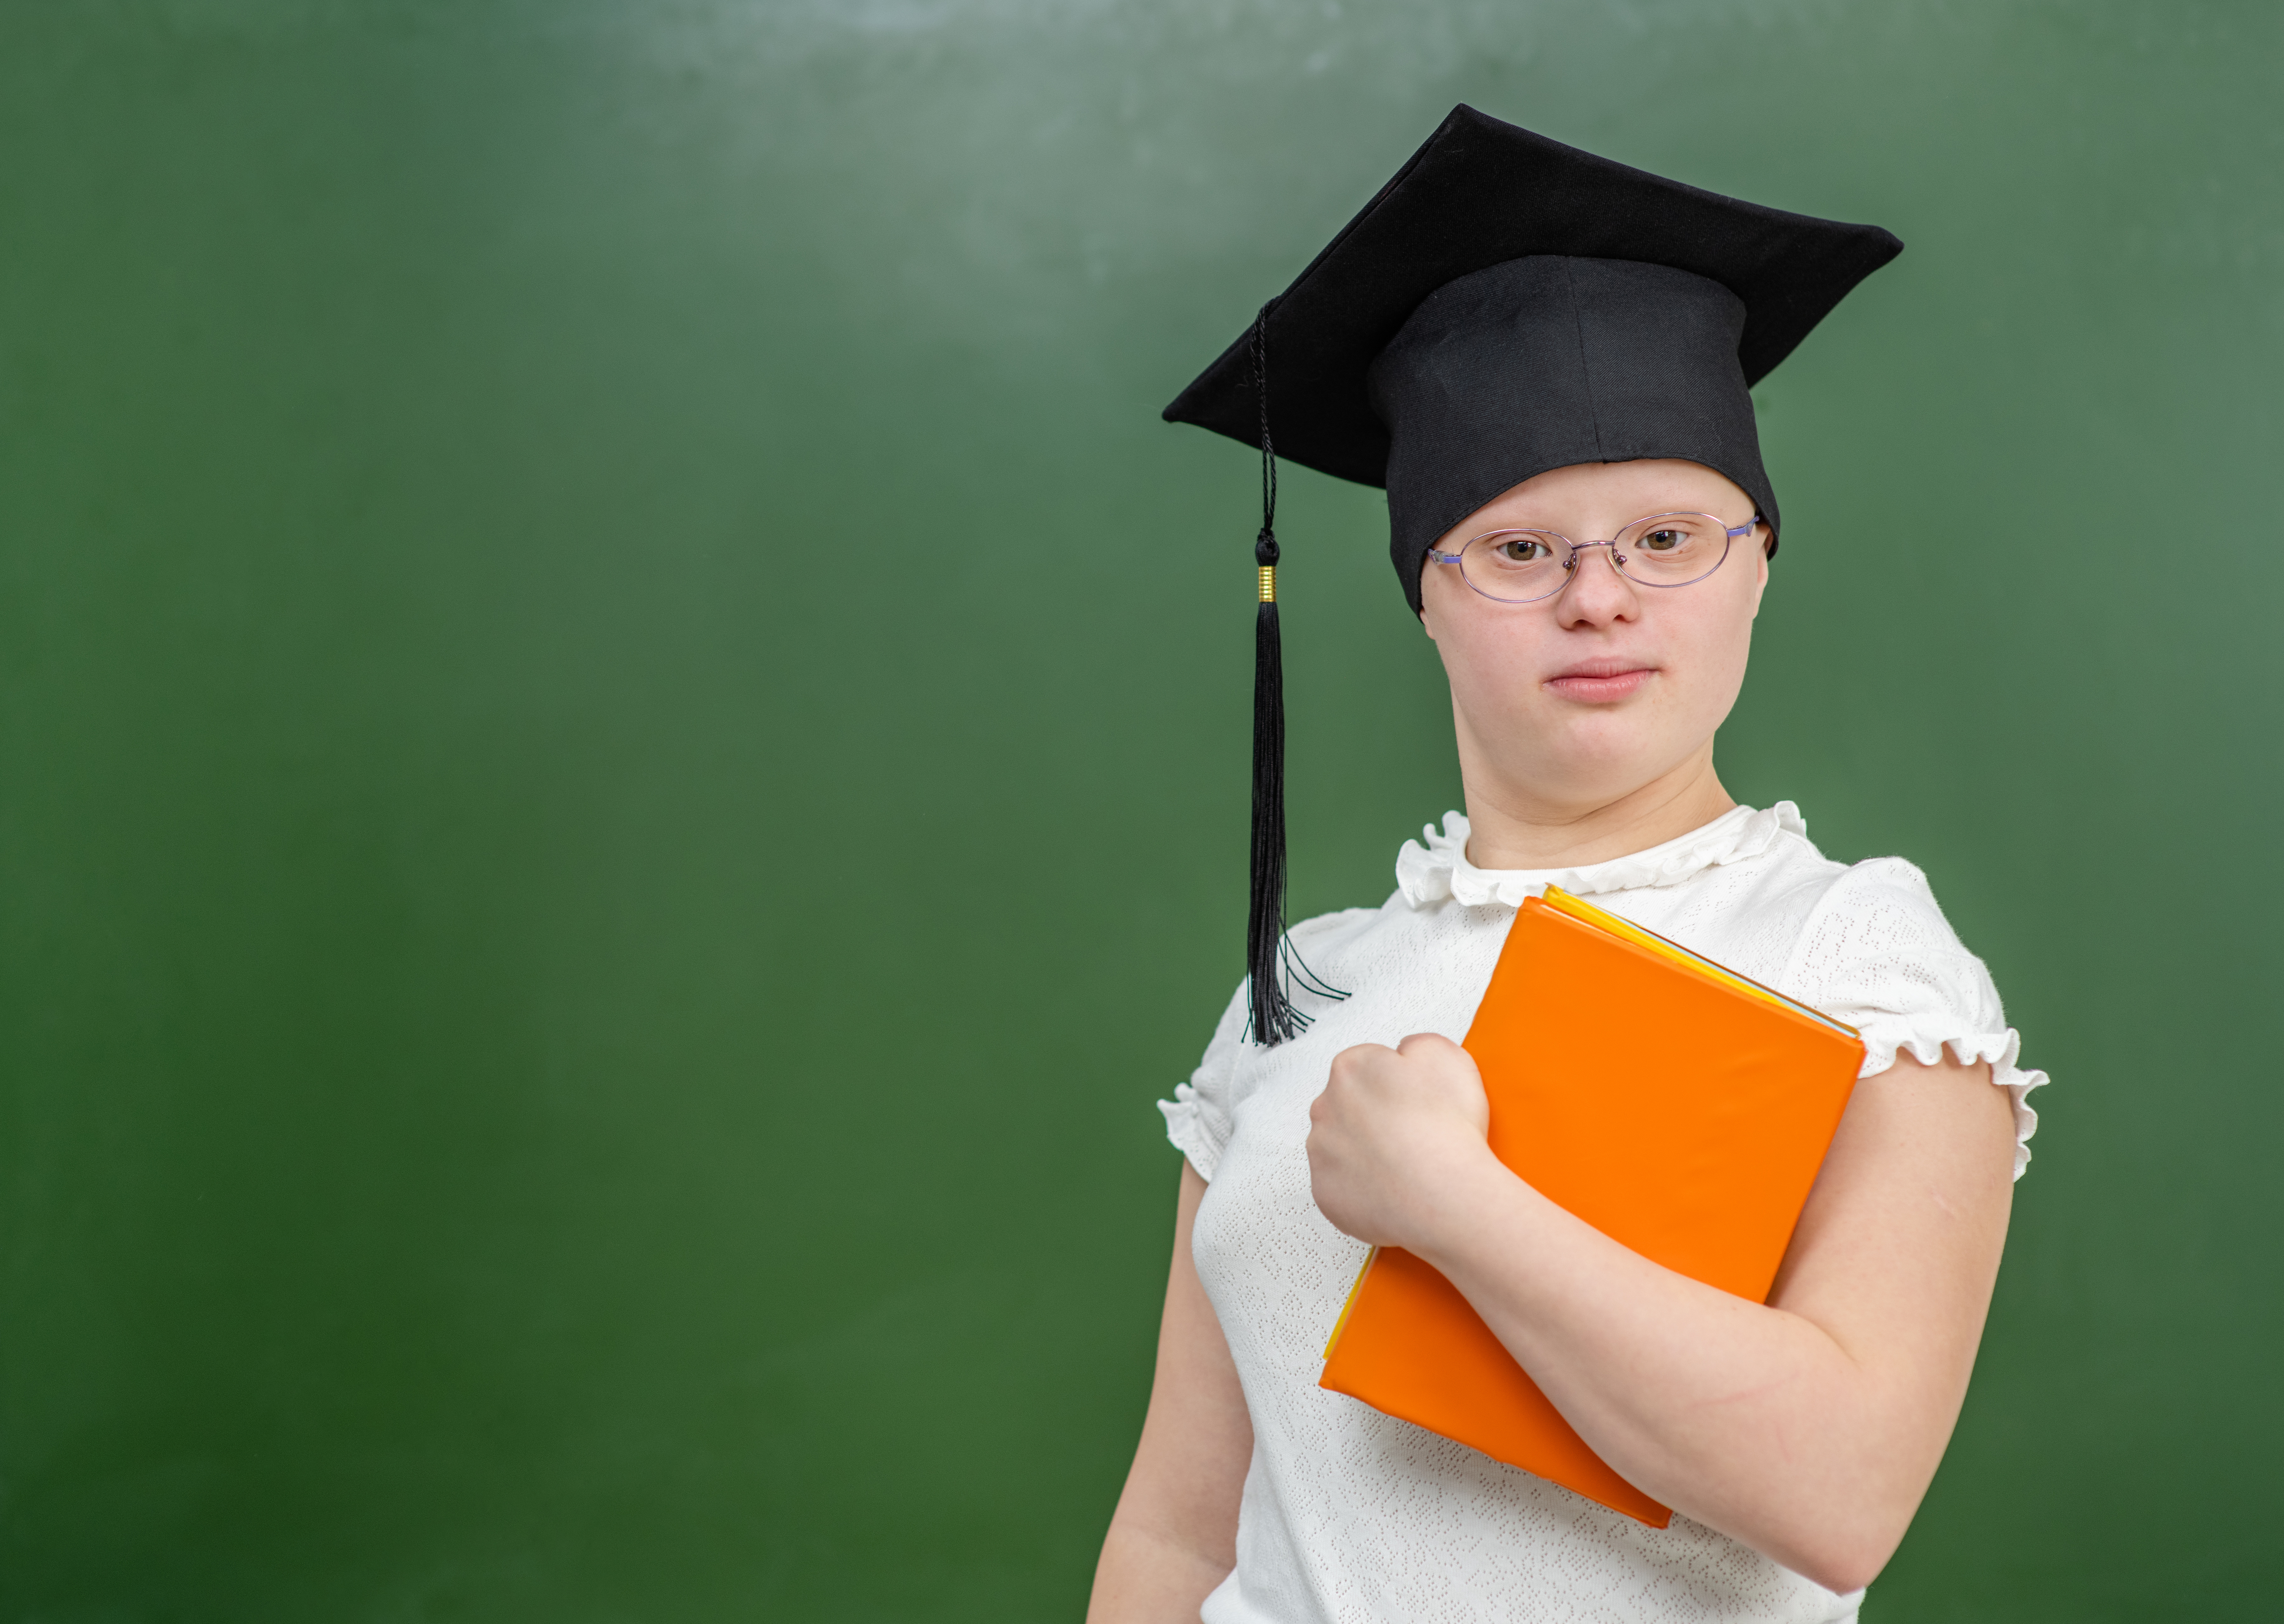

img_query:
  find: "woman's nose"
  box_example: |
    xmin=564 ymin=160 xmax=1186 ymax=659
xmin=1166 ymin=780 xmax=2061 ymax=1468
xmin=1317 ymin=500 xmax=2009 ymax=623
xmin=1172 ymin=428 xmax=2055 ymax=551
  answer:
xmin=1555 ymin=543 xmax=1637 ymax=624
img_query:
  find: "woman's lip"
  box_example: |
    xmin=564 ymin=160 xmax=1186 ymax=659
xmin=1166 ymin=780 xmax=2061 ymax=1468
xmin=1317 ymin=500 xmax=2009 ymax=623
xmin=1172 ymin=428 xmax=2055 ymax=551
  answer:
xmin=1543 ymin=667 xmax=1655 ymax=702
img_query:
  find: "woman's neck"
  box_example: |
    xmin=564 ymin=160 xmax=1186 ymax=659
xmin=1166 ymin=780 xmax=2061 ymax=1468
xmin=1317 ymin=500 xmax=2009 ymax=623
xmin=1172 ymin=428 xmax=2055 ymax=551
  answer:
xmin=1458 ymin=748 xmax=1737 ymax=872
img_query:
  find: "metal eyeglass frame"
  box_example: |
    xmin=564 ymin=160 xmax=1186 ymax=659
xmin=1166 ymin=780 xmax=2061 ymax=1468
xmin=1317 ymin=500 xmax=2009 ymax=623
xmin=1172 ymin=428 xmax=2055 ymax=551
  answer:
xmin=1427 ymin=512 xmax=1765 ymax=604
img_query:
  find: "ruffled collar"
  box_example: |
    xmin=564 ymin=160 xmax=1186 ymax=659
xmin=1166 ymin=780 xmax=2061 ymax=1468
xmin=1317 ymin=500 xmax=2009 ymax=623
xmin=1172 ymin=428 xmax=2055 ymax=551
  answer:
xmin=1395 ymin=801 xmax=1807 ymax=909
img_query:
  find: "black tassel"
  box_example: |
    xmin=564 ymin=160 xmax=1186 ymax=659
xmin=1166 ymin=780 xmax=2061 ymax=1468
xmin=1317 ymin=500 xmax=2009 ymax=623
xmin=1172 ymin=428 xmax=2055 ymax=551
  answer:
xmin=1245 ymin=307 xmax=1346 ymax=1047
xmin=1248 ymin=522 xmax=1295 ymax=1044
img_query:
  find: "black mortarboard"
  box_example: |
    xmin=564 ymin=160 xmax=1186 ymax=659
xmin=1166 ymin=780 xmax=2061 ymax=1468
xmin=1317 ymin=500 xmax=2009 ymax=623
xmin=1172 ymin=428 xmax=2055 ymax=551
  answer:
xmin=1167 ymin=105 xmax=1900 ymax=1045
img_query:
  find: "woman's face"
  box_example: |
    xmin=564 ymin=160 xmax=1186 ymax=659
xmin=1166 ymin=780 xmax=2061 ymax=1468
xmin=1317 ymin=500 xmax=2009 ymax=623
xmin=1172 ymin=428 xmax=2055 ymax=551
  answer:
xmin=1417 ymin=458 xmax=1770 ymax=816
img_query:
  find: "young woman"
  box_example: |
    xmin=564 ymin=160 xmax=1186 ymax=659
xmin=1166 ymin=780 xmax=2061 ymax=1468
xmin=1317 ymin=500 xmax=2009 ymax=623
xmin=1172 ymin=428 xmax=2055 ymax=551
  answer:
xmin=1090 ymin=112 xmax=2043 ymax=1624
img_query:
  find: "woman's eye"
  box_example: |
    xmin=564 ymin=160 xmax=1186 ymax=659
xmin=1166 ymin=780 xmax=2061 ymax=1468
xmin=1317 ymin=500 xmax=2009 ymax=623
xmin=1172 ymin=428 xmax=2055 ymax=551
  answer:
xmin=1640 ymin=529 xmax=1687 ymax=552
xmin=1499 ymin=539 xmax=1552 ymax=563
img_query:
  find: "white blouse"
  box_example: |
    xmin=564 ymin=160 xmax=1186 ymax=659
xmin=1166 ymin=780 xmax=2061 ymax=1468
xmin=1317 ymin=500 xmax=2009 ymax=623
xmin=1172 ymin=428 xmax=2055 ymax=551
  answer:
xmin=1159 ymin=803 xmax=2044 ymax=1624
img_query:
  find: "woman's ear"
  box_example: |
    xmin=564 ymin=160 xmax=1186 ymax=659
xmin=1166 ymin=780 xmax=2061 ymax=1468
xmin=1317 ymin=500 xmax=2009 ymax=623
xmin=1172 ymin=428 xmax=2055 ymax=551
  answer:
xmin=1416 ymin=555 xmax=1444 ymax=642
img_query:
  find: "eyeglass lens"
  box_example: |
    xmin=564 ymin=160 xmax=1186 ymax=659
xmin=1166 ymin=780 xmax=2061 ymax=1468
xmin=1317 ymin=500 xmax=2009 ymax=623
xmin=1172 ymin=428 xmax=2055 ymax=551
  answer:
xmin=1460 ymin=513 xmax=1735 ymax=603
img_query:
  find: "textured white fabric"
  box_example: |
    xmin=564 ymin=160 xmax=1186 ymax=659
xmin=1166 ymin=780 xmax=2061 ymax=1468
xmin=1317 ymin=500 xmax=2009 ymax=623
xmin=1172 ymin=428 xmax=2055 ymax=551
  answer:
xmin=1158 ymin=803 xmax=2044 ymax=1624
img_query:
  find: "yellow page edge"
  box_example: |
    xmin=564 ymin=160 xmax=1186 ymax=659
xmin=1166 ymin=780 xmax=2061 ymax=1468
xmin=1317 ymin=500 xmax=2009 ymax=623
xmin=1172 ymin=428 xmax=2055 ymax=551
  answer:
xmin=1321 ymin=1246 xmax=1379 ymax=1361
xmin=1539 ymin=887 xmax=1858 ymax=1039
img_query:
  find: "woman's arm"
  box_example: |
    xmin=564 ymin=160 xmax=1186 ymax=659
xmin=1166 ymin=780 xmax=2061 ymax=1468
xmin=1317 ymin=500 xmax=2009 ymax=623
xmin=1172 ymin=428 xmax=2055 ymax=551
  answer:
xmin=1087 ymin=1162 xmax=1253 ymax=1623
xmin=1306 ymin=1035 xmax=2015 ymax=1594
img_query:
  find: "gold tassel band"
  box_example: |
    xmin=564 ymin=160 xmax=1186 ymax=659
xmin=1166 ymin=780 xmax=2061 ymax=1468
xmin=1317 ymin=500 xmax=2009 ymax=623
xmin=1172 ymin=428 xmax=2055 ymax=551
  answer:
xmin=1258 ymin=565 xmax=1277 ymax=603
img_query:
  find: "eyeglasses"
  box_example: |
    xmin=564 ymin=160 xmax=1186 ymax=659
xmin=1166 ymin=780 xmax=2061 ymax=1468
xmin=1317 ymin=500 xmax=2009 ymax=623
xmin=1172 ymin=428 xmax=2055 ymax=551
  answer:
xmin=1427 ymin=511 xmax=1763 ymax=604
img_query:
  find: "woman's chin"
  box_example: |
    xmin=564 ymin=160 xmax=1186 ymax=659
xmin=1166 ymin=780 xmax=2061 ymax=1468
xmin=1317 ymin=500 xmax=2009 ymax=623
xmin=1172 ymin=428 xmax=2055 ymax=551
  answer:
xmin=1500 ymin=726 xmax=1705 ymax=808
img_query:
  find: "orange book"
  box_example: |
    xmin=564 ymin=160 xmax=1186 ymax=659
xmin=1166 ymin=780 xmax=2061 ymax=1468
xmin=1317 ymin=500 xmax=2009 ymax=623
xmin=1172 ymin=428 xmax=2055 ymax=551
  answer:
xmin=1318 ymin=887 xmax=1866 ymax=1526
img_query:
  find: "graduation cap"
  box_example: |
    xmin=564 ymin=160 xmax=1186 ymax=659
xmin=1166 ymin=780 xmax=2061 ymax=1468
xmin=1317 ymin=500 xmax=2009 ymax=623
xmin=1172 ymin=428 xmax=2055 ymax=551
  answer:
xmin=1166 ymin=105 xmax=1901 ymax=1045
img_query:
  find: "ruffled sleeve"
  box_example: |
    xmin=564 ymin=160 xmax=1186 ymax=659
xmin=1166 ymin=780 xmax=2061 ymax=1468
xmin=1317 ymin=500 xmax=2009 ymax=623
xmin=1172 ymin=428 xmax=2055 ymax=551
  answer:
xmin=1784 ymin=857 xmax=2048 ymax=1179
xmin=1159 ymin=980 xmax=1251 ymax=1181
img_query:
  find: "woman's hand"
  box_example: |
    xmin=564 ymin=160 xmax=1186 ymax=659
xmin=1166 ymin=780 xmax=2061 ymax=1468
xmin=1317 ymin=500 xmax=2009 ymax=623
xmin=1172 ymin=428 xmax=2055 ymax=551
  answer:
xmin=1305 ymin=1033 xmax=1502 ymax=1252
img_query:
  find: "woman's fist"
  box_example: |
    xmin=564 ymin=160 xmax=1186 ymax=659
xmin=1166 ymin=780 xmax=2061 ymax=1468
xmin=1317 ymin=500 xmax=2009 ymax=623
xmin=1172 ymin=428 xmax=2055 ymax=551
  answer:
xmin=1305 ymin=1033 xmax=1501 ymax=1253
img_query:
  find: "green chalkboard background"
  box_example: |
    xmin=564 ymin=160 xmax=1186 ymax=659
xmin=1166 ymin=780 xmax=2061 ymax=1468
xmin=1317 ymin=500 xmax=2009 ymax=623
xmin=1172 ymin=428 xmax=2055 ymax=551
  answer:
xmin=1 ymin=1 xmax=2276 ymax=1618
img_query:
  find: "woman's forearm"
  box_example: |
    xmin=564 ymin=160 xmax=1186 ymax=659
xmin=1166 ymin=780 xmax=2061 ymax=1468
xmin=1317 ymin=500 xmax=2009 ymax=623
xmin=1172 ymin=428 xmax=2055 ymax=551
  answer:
xmin=1088 ymin=1522 xmax=1234 ymax=1623
xmin=1412 ymin=1154 xmax=1908 ymax=1589
xmin=1307 ymin=1038 xmax=2014 ymax=1594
